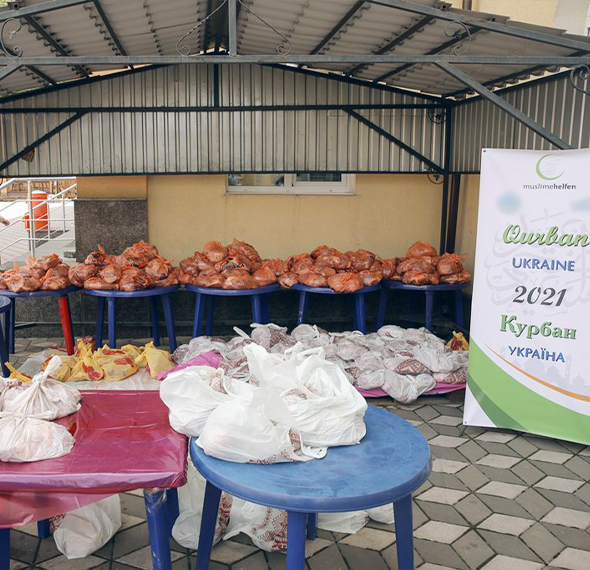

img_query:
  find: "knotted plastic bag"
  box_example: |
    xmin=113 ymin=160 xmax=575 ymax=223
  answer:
xmin=3 ymin=356 xmax=81 ymax=420
xmin=135 ymin=342 xmax=174 ymax=378
xmin=0 ymin=411 xmax=75 ymax=462
xmin=69 ymin=356 xmax=104 ymax=382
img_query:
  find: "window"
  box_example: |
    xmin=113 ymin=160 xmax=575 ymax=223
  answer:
xmin=226 ymin=173 xmax=355 ymax=195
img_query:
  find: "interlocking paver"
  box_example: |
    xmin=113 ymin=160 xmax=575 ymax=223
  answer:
xmin=520 ymin=522 xmax=565 ymax=564
xmin=515 ymin=488 xmax=556 ymax=519
xmin=418 ymin=423 xmax=439 ymax=440
xmin=452 ymin=530 xmax=494 ymax=569
xmin=550 ymin=547 xmax=590 ymax=570
xmin=478 ymin=514 xmax=535 ymax=536
xmin=477 ymin=481 xmax=526 ymax=500
xmin=476 ymin=432 xmax=516 ymax=444
xmin=543 ymin=523 xmax=590 ymax=551
xmin=455 ymin=495 xmax=493 ymax=526
xmin=479 ymin=555 xmax=543 ymax=570
xmin=511 ymin=460 xmax=545 ymax=485
xmin=431 ymin=459 xmax=468 ymax=475
xmin=478 ymin=494 xmax=534 ymax=519
xmin=338 ymin=544 xmax=390 ymax=570
xmin=563 ymin=456 xmax=590 ymax=480
xmin=507 ymin=437 xmax=539 ymax=458
xmin=430 ymin=435 xmax=468 ymax=448
xmin=307 ymin=544 xmax=347 ymax=570
xmin=476 ymin=454 xmax=521 ymax=469
xmin=529 ymin=450 xmax=573 ymax=464
xmin=456 ymin=440 xmax=487 ymax=463
xmin=536 ymin=489 xmax=590 ymax=511
xmin=427 ymin=473 xmax=469 ymax=492
xmin=542 ymin=507 xmax=590 ymax=530
xmin=414 ymin=539 xmax=469 ymax=570
xmin=414 ymin=521 xmax=468 ymax=544
xmin=476 ymin=465 xmax=527 ymax=485
xmin=417 ymin=487 xmax=468 ymax=506
xmin=456 ymin=465 xmax=490 ymax=491
xmin=339 ymin=528 xmax=395 ymax=551
xmin=415 ymin=502 xmax=468 ymax=527
xmin=574 ymin=483 xmax=590 ymax=507
xmin=430 ymin=415 xmax=462 ymax=426
xmin=476 ymin=530 xmax=543 ymax=563
xmin=534 ymin=477 xmax=583 ymax=493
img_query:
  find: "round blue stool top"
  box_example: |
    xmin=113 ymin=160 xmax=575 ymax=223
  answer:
xmin=381 ymin=280 xmax=469 ymax=292
xmin=291 ymin=283 xmax=380 ymax=295
xmin=190 ymin=405 xmax=431 ymax=513
xmin=83 ymin=284 xmax=180 ymax=298
xmin=0 ymin=285 xmax=81 ymax=298
xmin=185 ymin=283 xmax=281 ymax=296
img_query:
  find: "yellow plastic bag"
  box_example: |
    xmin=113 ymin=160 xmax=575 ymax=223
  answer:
xmin=121 ymin=344 xmax=142 ymax=360
xmin=100 ymin=355 xmax=138 ymax=382
xmin=75 ymin=337 xmax=95 ymax=358
xmin=5 ymin=362 xmax=32 ymax=383
xmin=134 ymin=342 xmax=174 ymax=378
xmin=93 ymin=345 xmax=130 ymax=367
xmin=447 ymin=331 xmax=469 ymax=351
xmin=69 ymin=356 xmax=104 ymax=381
xmin=52 ymin=356 xmax=77 ymax=382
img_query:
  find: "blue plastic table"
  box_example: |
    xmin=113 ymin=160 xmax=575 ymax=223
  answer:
xmin=84 ymin=285 xmax=179 ymax=351
xmin=377 ymin=281 xmax=469 ymax=332
xmin=0 ymin=286 xmax=79 ymax=356
xmin=0 ymin=296 xmax=11 ymax=378
xmin=191 ymin=405 xmax=431 ymax=570
xmin=291 ymin=283 xmax=380 ymax=334
xmin=185 ymin=283 xmax=280 ymax=338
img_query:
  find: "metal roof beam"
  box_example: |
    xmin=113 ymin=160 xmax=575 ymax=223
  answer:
xmin=435 ymin=62 xmax=572 ymax=149
xmin=347 ymin=15 xmax=434 ymax=76
xmin=310 ymin=1 xmax=365 ymax=55
xmin=202 ymin=0 xmax=213 ymax=51
xmin=345 ymin=107 xmax=443 ymax=173
xmin=90 ymin=0 xmax=128 ymax=56
xmin=1 ymin=55 xmax=589 ymax=65
xmin=26 ymin=65 xmax=57 ymax=85
xmin=368 ymin=0 xmax=590 ymax=53
xmin=373 ymin=26 xmax=481 ymax=83
xmin=214 ymin=1 xmax=228 ymax=53
xmin=0 ymin=111 xmax=86 ymax=173
xmin=23 ymin=15 xmax=89 ymax=78
xmin=0 ymin=63 xmax=20 ymax=82
xmin=228 ymin=0 xmax=237 ymax=55
xmin=0 ymin=0 xmax=87 ymax=22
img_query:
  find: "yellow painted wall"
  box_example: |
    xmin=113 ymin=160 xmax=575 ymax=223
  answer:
xmin=147 ymin=174 xmax=443 ymax=262
xmin=455 ymin=175 xmax=481 ymax=288
xmin=76 ymin=176 xmax=147 ymax=199
xmin=446 ymin=0 xmax=558 ymax=26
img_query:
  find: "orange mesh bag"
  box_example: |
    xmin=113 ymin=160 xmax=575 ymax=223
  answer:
xmin=203 ymin=241 xmax=228 ymax=263
xmin=298 ymin=270 xmax=328 ymax=288
xmin=222 ymin=273 xmax=258 ymax=290
xmin=230 ymin=239 xmax=261 ymax=263
xmin=252 ymin=267 xmax=278 ymax=287
xmin=437 ymin=253 xmax=466 ymax=276
xmin=327 ymin=272 xmax=364 ymax=293
xmin=278 ymin=272 xmax=298 ymax=289
xmin=406 ymin=241 xmax=437 ymax=258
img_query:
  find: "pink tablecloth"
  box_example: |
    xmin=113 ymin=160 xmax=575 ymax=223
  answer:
xmin=356 ymin=382 xmax=466 ymax=399
xmin=0 ymin=390 xmax=187 ymax=528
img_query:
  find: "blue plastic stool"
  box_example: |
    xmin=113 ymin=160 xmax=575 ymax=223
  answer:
xmin=191 ymin=405 xmax=431 ymax=570
xmin=185 ymin=284 xmax=280 ymax=337
xmin=84 ymin=285 xmax=179 ymax=351
xmin=377 ymin=281 xmax=469 ymax=332
xmin=291 ymin=283 xmax=380 ymax=334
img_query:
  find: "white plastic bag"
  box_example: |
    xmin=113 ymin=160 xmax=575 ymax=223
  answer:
xmin=0 ymin=412 xmax=75 ymax=462
xmin=318 ymin=511 xmax=368 ymax=533
xmin=381 ymin=371 xmax=435 ymax=404
xmin=3 ymin=356 xmax=81 ymax=420
xmin=172 ymin=462 xmax=232 ymax=549
xmin=159 ymin=366 xmax=232 ymax=436
xmin=53 ymin=495 xmax=121 ymax=559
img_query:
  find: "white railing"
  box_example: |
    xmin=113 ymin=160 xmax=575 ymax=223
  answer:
xmin=0 ymin=178 xmax=77 ymax=264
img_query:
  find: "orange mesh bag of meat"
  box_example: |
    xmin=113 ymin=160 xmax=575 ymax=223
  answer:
xmin=437 ymin=253 xmax=466 ymax=276
xmin=402 ymin=270 xmax=440 ymax=286
xmin=359 ymin=269 xmax=382 ymax=287
xmin=36 ymin=254 xmax=60 ymax=271
xmin=123 ymin=240 xmax=159 ymax=260
xmin=260 ymin=259 xmax=287 ymax=276
xmin=396 ymin=257 xmax=437 ymax=275
xmin=203 ymin=241 xmax=228 ymax=263
xmin=252 ymin=267 xmax=278 ymax=287
xmin=119 ymin=271 xmax=154 ymax=291
xmin=230 ymin=239 xmax=261 ymax=263
xmin=41 ymin=269 xmax=69 ymax=290
xmin=440 ymin=269 xmax=471 ymax=284
xmin=327 ymin=272 xmax=363 ymax=293
xmin=215 ymin=255 xmax=250 ymax=272
xmin=7 ymin=274 xmax=42 ymax=293
xmin=154 ymin=267 xmax=180 ymax=287
xmin=99 ymin=263 xmax=122 ymax=284
xmin=222 ymin=273 xmax=258 ymax=290
xmin=298 ymin=270 xmax=328 ymax=288
xmin=315 ymin=252 xmax=351 ymax=270
xmin=146 ymin=256 xmax=173 ymax=281
xmin=347 ymin=249 xmax=376 ymax=271
xmin=180 ymin=256 xmax=201 ymax=276
xmin=85 ymin=244 xmax=112 ymax=267
xmin=195 ymin=272 xmax=225 ymax=288
xmin=286 ymin=253 xmax=313 ymax=274
xmin=23 ymin=257 xmax=46 ymax=279
xmin=278 ymin=272 xmax=298 ymax=289
xmin=221 ymin=268 xmax=250 ymax=280
xmin=310 ymin=245 xmax=340 ymax=259
xmin=406 ymin=241 xmax=437 ymax=258
xmin=84 ymin=277 xmax=119 ymax=290
xmin=312 ymin=265 xmax=336 ymax=278
xmin=51 ymin=263 xmax=70 ymax=279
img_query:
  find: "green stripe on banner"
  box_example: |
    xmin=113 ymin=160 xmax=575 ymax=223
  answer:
xmin=468 ymin=340 xmax=590 ymax=445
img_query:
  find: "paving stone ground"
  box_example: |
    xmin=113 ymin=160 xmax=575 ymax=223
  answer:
xmin=6 ymin=338 xmax=590 ymax=570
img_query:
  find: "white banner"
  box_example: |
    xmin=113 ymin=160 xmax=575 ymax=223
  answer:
xmin=464 ymin=148 xmax=590 ymax=444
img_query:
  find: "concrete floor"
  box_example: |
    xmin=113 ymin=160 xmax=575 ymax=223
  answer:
xmin=5 ymin=338 xmax=590 ymax=570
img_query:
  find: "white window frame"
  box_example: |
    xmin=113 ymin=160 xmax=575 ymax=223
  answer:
xmin=226 ymin=174 xmax=355 ymax=195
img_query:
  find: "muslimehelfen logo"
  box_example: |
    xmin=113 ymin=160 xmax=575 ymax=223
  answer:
xmin=523 ymin=154 xmax=576 ymax=190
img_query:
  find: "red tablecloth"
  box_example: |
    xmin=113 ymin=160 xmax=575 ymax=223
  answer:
xmin=0 ymin=391 xmax=187 ymax=528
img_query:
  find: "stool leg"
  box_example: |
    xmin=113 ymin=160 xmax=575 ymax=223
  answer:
xmin=425 ymin=292 xmax=434 ymax=332
xmin=0 ymin=528 xmax=9 ymax=570
xmin=262 ymin=294 xmax=270 ymax=324
xmin=251 ymin=294 xmax=263 ymax=325
xmin=95 ymin=297 xmax=105 ymax=347
xmin=454 ymin=290 xmax=464 ymax=328
xmin=107 ymin=298 xmax=117 ymax=349
xmin=149 ymin=297 xmax=160 ymax=346
xmin=161 ymin=294 xmax=177 ymax=353
xmin=296 ymin=292 xmax=308 ymax=326
xmin=57 ymin=296 xmax=75 ymax=355
xmin=376 ymin=287 xmax=388 ymax=330
xmin=37 ymin=519 xmax=51 ymax=539
xmin=286 ymin=511 xmax=307 ymax=570
xmin=0 ymin=319 xmax=9 ymax=378
xmin=192 ymin=293 xmax=204 ymax=338
xmin=166 ymin=488 xmax=179 ymax=537
xmin=143 ymin=489 xmax=172 ymax=570
xmin=306 ymin=513 xmax=317 ymax=540
xmin=393 ymin=495 xmax=414 ymax=570
xmin=205 ymin=297 xmax=214 ymax=337
xmin=195 ymin=481 xmax=222 ymax=570
xmin=8 ymin=298 xmax=15 ymax=354
xmin=354 ymin=293 xmax=366 ymax=334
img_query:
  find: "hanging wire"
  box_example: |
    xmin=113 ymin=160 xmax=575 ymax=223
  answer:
xmin=1 ymin=19 xmax=23 ymax=58
xmin=237 ymin=0 xmax=292 ymax=55
xmin=176 ymin=0 xmax=228 ymax=56
xmin=443 ymin=21 xmax=471 ymax=56
xmin=426 ymin=168 xmax=444 ymax=184
xmin=570 ymin=65 xmax=590 ymax=97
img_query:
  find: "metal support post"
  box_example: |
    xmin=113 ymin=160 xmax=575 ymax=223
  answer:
xmin=440 ymin=107 xmax=452 ymax=254
xmin=228 ymin=0 xmax=237 ymax=56
xmin=27 ymin=180 xmax=35 ymax=257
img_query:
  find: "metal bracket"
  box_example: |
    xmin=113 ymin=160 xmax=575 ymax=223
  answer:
xmin=570 ymin=65 xmax=590 ymax=97
xmin=177 ymin=0 xmax=228 ymax=56
xmin=443 ymin=21 xmax=471 ymax=56
xmin=237 ymin=0 xmax=291 ymax=55
xmin=427 ymin=107 xmax=446 ymax=124
xmin=1 ymin=19 xmax=23 ymax=58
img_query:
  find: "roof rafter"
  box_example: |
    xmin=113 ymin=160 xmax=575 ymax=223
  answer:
xmin=309 ymin=1 xmax=366 ymax=55
xmin=89 ymin=0 xmax=128 ymax=56
xmin=0 ymin=0 xmax=88 ymax=23
xmin=25 ymin=65 xmax=57 ymax=85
